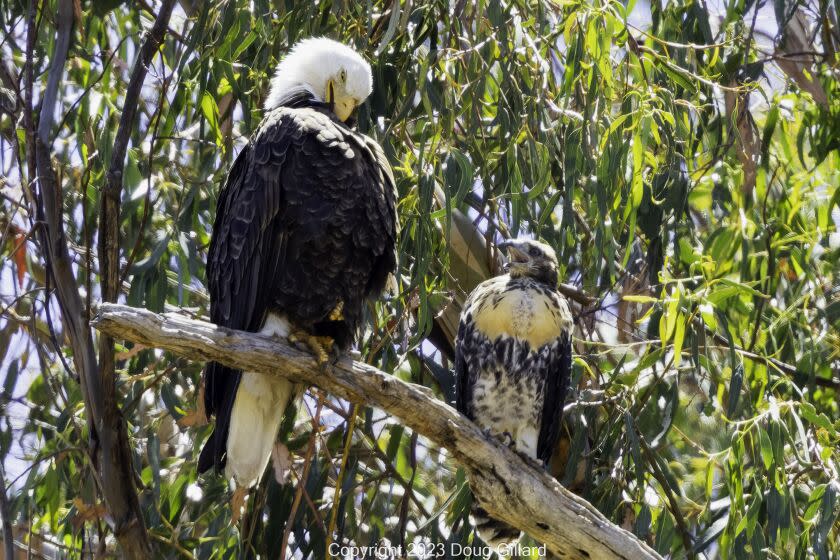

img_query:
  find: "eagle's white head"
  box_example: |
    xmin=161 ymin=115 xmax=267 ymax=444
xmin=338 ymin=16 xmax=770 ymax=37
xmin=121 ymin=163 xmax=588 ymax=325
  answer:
xmin=264 ymin=37 xmax=373 ymax=122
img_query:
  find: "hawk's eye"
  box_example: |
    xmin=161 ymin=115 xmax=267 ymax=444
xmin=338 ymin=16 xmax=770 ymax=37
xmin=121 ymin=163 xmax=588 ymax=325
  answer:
xmin=340 ymin=69 xmax=347 ymax=82
xmin=529 ymin=247 xmax=541 ymax=257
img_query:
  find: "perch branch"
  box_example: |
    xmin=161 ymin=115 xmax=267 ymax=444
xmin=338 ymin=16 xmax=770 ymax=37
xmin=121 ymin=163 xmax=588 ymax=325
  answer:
xmin=92 ymin=303 xmax=662 ymax=560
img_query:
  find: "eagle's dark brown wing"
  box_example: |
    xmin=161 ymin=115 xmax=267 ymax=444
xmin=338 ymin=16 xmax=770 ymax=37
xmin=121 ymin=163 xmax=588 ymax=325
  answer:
xmin=198 ymin=107 xmax=397 ymax=474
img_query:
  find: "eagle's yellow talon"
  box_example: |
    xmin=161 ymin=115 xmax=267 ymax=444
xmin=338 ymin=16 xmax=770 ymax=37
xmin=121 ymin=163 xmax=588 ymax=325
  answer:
xmin=329 ymin=301 xmax=344 ymax=321
xmin=289 ymin=328 xmax=334 ymax=366
xmin=313 ymin=335 xmax=335 ymax=366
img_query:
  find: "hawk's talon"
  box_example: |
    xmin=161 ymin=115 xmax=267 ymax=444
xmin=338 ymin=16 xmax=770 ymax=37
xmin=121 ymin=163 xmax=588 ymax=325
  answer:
xmin=481 ymin=428 xmax=517 ymax=450
xmin=501 ymin=431 xmax=516 ymax=449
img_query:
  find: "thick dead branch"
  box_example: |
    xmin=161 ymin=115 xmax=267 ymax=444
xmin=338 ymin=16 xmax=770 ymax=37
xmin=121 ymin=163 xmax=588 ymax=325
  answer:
xmin=92 ymin=303 xmax=662 ymax=560
xmin=30 ymin=0 xmax=177 ymax=555
xmin=96 ymin=1 xmax=175 ymax=554
xmin=775 ymin=9 xmax=829 ymax=109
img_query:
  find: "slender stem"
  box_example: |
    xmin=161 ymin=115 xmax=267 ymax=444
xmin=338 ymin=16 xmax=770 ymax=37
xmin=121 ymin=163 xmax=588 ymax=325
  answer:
xmin=0 ymin=460 xmax=14 ymax=560
xmin=280 ymin=393 xmax=324 ymax=560
xmin=326 ymin=403 xmax=358 ymax=550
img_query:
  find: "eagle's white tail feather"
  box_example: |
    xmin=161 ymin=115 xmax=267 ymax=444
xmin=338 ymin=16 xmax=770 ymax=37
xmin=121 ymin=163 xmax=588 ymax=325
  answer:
xmin=225 ymin=313 xmax=298 ymax=488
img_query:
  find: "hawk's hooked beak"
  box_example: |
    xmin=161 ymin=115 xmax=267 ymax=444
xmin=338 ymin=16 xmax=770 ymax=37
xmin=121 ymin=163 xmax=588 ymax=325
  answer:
xmin=498 ymin=240 xmax=529 ymax=264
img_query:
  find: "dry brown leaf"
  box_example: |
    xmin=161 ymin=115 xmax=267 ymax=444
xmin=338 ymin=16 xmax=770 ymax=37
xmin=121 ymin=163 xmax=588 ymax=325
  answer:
xmin=12 ymin=232 xmax=26 ymax=288
xmin=271 ymin=441 xmax=292 ymax=484
xmin=71 ymin=497 xmax=107 ymax=529
xmin=177 ymin=408 xmax=207 ymax=428
xmin=177 ymin=384 xmax=208 ymax=428
xmin=114 ymin=343 xmax=146 ymax=361
xmin=230 ymin=486 xmax=247 ymax=525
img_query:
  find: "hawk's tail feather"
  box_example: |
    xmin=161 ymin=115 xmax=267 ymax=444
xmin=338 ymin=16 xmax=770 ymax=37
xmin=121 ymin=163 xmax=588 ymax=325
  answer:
xmin=471 ymin=504 xmax=521 ymax=548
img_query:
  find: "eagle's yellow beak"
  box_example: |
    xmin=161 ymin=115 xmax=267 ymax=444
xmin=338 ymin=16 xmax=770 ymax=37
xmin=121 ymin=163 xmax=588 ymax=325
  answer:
xmin=326 ymin=79 xmax=356 ymax=123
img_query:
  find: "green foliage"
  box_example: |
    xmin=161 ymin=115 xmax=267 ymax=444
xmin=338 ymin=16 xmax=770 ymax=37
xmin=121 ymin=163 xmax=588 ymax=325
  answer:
xmin=0 ymin=0 xmax=837 ymax=558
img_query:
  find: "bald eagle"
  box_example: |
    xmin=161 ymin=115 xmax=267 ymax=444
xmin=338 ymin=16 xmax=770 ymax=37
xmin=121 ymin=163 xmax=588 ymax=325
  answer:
xmin=455 ymin=238 xmax=573 ymax=546
xmin=198 ymin=38 xmax=398 ymax=503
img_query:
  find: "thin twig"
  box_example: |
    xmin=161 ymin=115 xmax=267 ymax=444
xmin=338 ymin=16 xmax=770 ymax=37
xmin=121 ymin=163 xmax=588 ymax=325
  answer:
xmin=119 ymin=61 xmax=170 ymax=288
xmin=326 ymin=403 xmax=358 ymax=551
xmin=280 ymin=393 xmax=324 ymax=560
xmin=0 ymin=460 xmax=14 ymax=560
xmin=637 ymin=430 xmax=695 ymax=559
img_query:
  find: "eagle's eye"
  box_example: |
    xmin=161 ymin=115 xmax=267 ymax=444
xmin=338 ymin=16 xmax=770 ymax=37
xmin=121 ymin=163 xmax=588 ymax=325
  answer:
xmin=529 ymin=247 xmax=541 ymax=257
xmin=340 ymin=69 xmax=347 ymax=82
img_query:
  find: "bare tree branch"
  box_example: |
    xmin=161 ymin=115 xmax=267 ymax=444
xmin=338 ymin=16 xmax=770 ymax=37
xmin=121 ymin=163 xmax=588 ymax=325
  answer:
xmin=95 ymin=0 xmax=174 ymax=554
xmin=33 ymin=77 xmax=154 ymax=560
xmin=92 ymin=303 xmax=663 ymax=560
xmin=101 ymin=0 xmax=176 ymax=305
xmin=36 ymin=0 xmax=72 ymax=141
xmin=28 ymin=0 xmax=170 ymax=555
xmin=98 ymin=4 xmax=177 ymax=470
xmin=0 ymin=461 xmax=14 ymax=560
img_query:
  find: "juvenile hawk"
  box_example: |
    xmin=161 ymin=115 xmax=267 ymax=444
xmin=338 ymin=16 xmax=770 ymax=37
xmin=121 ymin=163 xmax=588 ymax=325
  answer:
xmin=455 ymin=238 xmax=573 ymax=546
